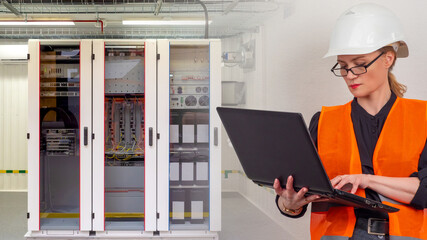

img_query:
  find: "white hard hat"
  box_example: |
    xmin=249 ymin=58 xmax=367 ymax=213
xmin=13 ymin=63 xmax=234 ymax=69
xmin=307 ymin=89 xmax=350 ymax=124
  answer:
xmin=324 ymin=3 xmax=408 ymax=58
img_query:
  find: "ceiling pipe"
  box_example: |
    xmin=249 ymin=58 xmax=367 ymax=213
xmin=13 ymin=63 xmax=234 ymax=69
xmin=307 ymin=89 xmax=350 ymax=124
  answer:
xmin=223 ymin=0 xmax=239 ymax=15
xmin=194 ymin=0 xmax=208 ymax=39
xmin=0 ymin=19 xmax=104 ymax=33
xmin=1 ymin=0 xmax=21 ymax=16
xmin=154 ymin=0 xmax=163 ymax=16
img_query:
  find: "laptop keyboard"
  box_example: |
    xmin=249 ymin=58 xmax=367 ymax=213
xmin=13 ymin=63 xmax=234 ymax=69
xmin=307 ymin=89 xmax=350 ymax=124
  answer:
xmin=334 ymin=189 xmax=399 ymax=212
xmin=335 ymin=189 xmax=378 ymax=205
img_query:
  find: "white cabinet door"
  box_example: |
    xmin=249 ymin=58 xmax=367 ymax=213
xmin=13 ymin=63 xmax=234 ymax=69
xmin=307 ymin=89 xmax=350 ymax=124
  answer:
xmin=27 ymin=39 xmax=40 ymax=232
xmin=80 ymin=39 xmax=93 ymax=231
xmin=209 ymin=39 xmax=222 ymax=232
xmin=157 ymin=39 xmax=221 ymax=231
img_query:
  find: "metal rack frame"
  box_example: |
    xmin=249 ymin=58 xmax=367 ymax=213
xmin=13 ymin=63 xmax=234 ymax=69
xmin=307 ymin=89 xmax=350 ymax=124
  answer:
xmin=0 ymin=0 xmax=278 ymax=38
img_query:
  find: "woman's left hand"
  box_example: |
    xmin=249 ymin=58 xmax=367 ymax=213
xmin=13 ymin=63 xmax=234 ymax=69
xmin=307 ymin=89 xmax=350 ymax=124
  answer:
xmin=331 ymin=174 xmax=371 ymax=194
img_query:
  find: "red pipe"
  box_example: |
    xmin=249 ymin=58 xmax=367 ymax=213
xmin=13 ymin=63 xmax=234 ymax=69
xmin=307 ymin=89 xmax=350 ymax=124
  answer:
xmin=0 ymin=19 xmax=104 ymax=33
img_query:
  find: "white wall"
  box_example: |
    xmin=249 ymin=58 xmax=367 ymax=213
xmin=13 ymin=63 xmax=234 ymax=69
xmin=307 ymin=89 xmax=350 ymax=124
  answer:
xmin=221 ymin=0 xmax=427 ymax=238
xmin=0 ymin=63 xmax=28 ymax=191
xmin=263 ymin=0 xmax=427 ymax=119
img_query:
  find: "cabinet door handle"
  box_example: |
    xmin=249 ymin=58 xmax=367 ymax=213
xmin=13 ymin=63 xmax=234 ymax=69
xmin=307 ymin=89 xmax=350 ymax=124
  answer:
xmin=149 ymin=127 xmax=153 ymax=146
xmin=214 ymin=127 xmax=218 ymax=146
xmin=84 ymin=127 xmax=88 ymax=146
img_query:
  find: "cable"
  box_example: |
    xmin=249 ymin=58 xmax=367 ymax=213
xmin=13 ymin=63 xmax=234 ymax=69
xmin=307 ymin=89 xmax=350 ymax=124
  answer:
xmin=194 ymin=0 xmax=209 ymax=39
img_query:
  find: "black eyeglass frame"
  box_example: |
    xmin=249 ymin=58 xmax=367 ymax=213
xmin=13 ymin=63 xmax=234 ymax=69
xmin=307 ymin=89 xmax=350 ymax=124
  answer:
xmin=330 ymin=51 xmax=385 ymax=77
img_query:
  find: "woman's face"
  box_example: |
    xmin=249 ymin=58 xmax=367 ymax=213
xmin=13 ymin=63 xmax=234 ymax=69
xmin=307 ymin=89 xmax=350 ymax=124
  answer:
xmin=336 ymin=51 xmax=394 ymax=98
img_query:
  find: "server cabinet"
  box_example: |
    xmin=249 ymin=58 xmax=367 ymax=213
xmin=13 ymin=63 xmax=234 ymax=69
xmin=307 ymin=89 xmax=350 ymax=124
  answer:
xmin=27 ymin=39 xmax=221 ymax=238
xmin=157 ymin=39 xmax=221 ymax=233
xmin=92 ymin=39 xmax=157 ymax=233
xmin=27 ymin=39 xmax=93 ymax=234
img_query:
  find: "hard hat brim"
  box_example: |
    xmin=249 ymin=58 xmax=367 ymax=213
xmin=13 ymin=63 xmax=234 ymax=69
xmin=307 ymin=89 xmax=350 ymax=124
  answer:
xmin=323 ymin=42 xmax=408 ymax=58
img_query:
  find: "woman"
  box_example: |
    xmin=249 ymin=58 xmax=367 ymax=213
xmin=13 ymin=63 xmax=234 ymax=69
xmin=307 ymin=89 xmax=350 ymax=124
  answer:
xmin=274 ymin=3 xmax=427 ymax=240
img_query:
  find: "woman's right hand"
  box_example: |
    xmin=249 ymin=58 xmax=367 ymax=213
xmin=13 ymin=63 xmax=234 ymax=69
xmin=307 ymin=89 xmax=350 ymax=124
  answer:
xmin=274 ymin=176 xmax=321 ymax=211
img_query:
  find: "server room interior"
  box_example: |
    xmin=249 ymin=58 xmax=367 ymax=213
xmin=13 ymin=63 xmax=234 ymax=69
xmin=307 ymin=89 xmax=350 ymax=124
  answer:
xmin=0 ymin=44 xmax=290 ymax=238
xmin=0 ymin=41 xmax=293 ymax=239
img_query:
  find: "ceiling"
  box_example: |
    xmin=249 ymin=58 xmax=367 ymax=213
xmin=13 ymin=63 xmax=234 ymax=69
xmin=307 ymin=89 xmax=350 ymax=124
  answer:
xmin=0 ymin=0 xmax=284 ymax=39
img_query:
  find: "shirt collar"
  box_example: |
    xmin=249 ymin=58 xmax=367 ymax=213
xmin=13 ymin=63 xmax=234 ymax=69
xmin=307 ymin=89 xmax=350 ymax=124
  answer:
xmin=352 ymin=92 xmax=397 ymax=119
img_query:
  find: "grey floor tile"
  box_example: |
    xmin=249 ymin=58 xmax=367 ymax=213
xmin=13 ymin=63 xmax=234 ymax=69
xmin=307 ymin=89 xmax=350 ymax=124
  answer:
xmin=0 ymin=192 xmax=288 ymax=240
xmin=219 ymin=192 xmax=290 ymax=240
xmin=0 ymin=192 xmax=27 ymax=240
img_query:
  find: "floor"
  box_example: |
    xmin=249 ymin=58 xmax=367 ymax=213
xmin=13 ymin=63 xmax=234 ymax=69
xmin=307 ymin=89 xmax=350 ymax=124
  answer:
xmin=0 ymin=192 xmax=27 ymax=240
xmin=219 ymin=192 xmax=290 ymax=240
xmin=0 ymin=192 xmax=287 ymax=240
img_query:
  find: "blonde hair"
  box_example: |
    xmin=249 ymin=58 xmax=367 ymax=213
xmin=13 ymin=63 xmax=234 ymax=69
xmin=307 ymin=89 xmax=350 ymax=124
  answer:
xmin=380 ymin=46 xmax=407 ymax=98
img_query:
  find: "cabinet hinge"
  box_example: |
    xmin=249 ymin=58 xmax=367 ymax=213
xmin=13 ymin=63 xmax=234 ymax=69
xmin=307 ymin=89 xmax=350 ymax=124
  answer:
xmin=157 ymin=54 xmax=160 ymax=60
xmin=27 ymin=54 xmax=30 ymax=60
xmin=92 ymin=54 xmax=95 ymax=60
xmin=92 ymin=133 xmax=95 ymax=140
xmin=27 ymin=212 xmax=30 ymax=219
xmin=92 ymin=213 xmax=95 ymax=219
xmin=27 ymin=133 xmax=30 ymax=139
xmin=157 ymin=133 xmax=160 ymax=140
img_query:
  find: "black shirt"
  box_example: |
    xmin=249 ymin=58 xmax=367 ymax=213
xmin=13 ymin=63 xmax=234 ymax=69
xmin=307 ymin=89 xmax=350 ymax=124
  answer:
xmin=277 ymin=93 xmax=427 ymax=218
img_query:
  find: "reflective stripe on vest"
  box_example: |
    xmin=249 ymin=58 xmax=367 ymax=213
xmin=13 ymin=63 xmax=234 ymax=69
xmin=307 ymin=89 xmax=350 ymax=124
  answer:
xmin=319 ymin=236 xmax=424 ymax=240
xmin=378 ymin=194 xmax=403 ymax=206
xmin=320 ymin=236 xmax=348 ymax=240
xmin=311 ymin=97 xmax=427 ymax=240
xmin=389 ymin=236 xmax=424 ymax=240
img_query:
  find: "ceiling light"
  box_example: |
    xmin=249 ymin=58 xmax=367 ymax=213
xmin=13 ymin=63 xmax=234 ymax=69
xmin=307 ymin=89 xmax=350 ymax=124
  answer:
xmin=122 ymin=20 xmax=212 ymax=26
xmin=0 ymin=21 xmax=75 ymax=26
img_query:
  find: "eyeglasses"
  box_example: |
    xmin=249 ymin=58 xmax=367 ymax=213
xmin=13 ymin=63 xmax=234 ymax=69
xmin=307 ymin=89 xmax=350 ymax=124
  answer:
xmin=330 ymin=52 xmax=384 ymax=77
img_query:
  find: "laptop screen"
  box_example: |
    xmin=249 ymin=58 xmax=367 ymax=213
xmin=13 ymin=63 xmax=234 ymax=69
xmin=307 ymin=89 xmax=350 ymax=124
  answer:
xmin=217 ymin=107 xmax=333 ymax=194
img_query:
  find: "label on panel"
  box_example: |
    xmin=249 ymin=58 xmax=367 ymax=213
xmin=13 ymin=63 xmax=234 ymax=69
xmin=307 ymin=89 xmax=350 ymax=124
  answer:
xmin=197 ymin=124 xmax=209 ymax=143
xmin=196 ymin=162 xmax=209 ymax=181
xmin=170 ymin=162 xmax=180 ymax=181
xmin=172 ymin=202 xmax=185 ymax=220
xmin=170 ymin=125 xmax=179 ymax=143
xmin=181 ymin=162 xmax=194 ymax=181
xmin=191 ymin=201 xmax=204 ymax=220
xmin=182 ymin=125 xmax=195 ymax=143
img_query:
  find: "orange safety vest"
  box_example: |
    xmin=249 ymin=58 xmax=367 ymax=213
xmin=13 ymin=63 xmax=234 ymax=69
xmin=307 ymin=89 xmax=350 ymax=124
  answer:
xmin=311 ymin=97 xmax=427 ymax=240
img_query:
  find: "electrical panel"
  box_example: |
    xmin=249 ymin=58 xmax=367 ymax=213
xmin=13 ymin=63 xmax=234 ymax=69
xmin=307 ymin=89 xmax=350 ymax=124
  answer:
xmin=103 ymin=46 xmax=146 ymax=230
xmin=38 ymin=44 xmax=81 ymax=230
xmin=170 ymin=71 xmax=210 ymax=109
xmin=42 ymin=129 xmax=78 ymax=156
xmin=167 ymin=44 xmax=211 ymax=230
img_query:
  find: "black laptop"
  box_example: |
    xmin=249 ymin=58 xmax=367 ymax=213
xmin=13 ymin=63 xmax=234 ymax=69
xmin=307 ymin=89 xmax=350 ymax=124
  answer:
xmin=217 ymin=107 xmax=399 ymax=213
